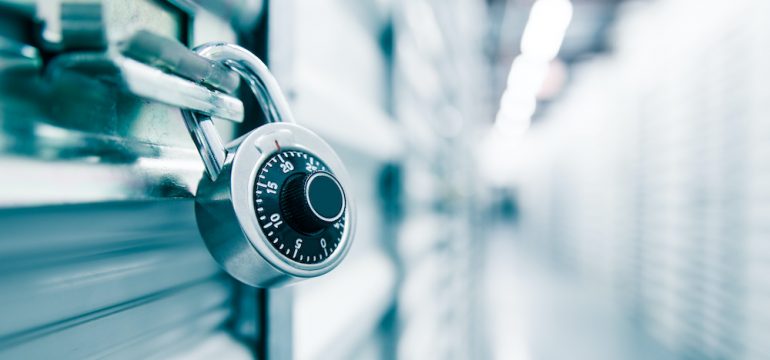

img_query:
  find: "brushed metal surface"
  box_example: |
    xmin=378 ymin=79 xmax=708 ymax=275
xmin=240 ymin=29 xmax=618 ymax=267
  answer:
xmin=0 ymin=280 xmax=231 ymax=359
xmin=0 ymin=197 xmax=237 ymax=357
xmin=0 ymin=238 xmax=220 ymax=337
xmin=0 ymin=3 xmax=248 ymax=357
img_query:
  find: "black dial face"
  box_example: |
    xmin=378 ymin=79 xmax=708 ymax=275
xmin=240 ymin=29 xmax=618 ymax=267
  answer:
xmin=253 ymin=149 xmax=347 ymax=265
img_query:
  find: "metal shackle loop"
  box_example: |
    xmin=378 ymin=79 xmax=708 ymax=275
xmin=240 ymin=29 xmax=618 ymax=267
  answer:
xmin=181 ymin=42 xmax=296 ymax=181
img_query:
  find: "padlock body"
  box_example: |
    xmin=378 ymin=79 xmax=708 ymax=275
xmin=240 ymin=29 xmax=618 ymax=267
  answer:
xmin=194 ymin=123 xmax=355 ymax=288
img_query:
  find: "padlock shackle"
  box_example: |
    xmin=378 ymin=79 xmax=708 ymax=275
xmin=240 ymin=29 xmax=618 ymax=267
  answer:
xmin=181 ymin=42 xmax=296 ymax=180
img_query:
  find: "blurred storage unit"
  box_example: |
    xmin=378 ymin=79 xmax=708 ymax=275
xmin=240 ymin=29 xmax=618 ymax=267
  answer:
xmin=511 ymin=0 xmax=770 ymax=359
xmin=391 ymin=0 xmax=488 ymax=359
xmin=270 ymin=0 xmax=489 ymax=358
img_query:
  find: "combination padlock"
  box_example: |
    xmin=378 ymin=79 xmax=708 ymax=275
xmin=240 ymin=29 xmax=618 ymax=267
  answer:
xmin=181 ymin=43 xmax=355 ymax=287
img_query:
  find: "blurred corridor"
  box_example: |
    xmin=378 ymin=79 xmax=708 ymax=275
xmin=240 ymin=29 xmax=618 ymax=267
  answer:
xmin=482 ymin=1 xmax=770 ymax=359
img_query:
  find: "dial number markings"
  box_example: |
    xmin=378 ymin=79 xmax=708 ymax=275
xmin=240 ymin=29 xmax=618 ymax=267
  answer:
xmin=253 ymin=149 xmax=343 ymax=265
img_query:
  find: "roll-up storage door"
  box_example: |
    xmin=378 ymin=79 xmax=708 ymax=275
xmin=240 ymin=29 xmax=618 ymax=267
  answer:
xmin=0 ymin=0 xmax=259 ymax=358
xmin=0 ymin=201 xmax=235 ymax=359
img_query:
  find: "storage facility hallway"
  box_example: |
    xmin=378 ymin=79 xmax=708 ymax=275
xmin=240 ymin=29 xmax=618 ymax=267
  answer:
xmin=476 ymin=1 xmax=770 ymax=359
xmin=0 ymin=0 xmax=769 ymax=359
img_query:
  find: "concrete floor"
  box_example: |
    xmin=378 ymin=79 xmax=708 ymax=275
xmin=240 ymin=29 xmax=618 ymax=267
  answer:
xmin=480 ymin=225 xmax=675 ymax=360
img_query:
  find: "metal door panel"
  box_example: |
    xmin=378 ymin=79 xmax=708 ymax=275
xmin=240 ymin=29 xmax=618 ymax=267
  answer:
xmin=0 ymin=0 xmax=256 ymax=357
xmin=94 ymin=310 xmax=231 ymax=360
xmin=0 ymin=198 xmax=235 ymax=358
xmin=0 ymin=280 xmax=230 ymax=359
xmin=0 ymin=200 xmax=201 ymax=256
xmin=0 ymin=242 xmax=219 ymax=338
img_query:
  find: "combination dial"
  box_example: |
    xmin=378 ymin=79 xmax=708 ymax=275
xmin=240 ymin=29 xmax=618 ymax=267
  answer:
xmin=253 ymin=149 xmax=347 ymax=265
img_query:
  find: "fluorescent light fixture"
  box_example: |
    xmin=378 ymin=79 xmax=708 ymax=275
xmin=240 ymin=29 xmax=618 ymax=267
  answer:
xmin=483 ymin=0 xmax=573 ymax=184
xmin=520 ymin=0 xmax=574 ymax=62
xmin=493 ymin=0 xmax=572 ymax=131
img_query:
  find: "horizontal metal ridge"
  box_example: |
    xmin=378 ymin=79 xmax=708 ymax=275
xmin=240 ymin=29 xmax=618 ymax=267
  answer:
xmin=0 ymin=245 xmax=220 ymax=338
xmin=0 ymin=279 xmax=231 ymax=359
xmin=0 ymin=200 xmax=200 ymax=257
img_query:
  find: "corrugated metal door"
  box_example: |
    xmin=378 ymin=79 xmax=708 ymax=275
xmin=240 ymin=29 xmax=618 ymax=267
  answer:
xmin=0 ymin=1 xmax=260 ymax=358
